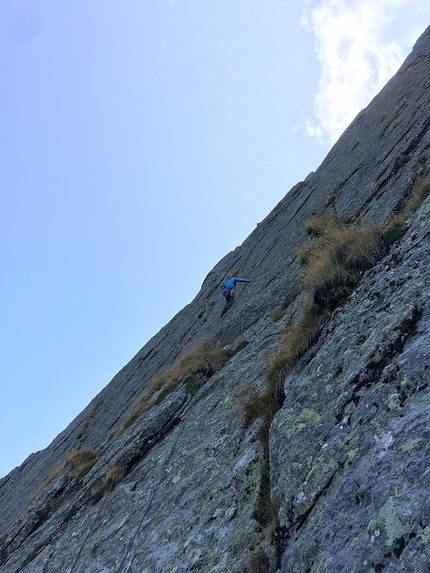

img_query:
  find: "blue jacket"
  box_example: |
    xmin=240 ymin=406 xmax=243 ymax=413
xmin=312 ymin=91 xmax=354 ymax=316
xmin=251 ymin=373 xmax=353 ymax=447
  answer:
xmin=220 ymin=277 xmax=250 ymax=291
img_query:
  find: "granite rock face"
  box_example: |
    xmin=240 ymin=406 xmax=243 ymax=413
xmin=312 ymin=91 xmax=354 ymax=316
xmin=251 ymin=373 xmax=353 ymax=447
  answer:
xmin=271 ymin=198 xmax=430 ymax=572
xmin=0 ymin=26 xmax=429 ymax=573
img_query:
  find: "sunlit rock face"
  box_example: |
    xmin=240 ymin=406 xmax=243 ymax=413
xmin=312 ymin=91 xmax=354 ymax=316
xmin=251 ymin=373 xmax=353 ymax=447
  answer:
xmin=1 ymin=25 xmax=429 ymax=573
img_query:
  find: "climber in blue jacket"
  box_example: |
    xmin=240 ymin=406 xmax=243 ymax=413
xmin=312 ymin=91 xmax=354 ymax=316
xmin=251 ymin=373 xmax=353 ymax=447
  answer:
xmin=220 ymin=274 xmax=250 ymax=318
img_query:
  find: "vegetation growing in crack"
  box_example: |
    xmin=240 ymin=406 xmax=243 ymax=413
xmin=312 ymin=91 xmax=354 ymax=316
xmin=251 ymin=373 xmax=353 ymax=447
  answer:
xmin=121 ymin=337 xmax=234 ymax=431
xmin=269 ymin=216 xmax=387 ymax=395
xmin=28 ymin=449 xmax=97 ymax=505
xmin=248 ymin=549 xmax=270 ymax=573
xmin=271 ymin=309 xmax=284 ymax=322
xmin=77 ymin=401 xmax=102 ymax=445
xmin=389 ymin=174 xmax=430 ymax=227
xmin=91 ymin=465 xmax=125 ymax=505
xmin=30 ymin=538 xmax=51 ymax=561
xmin=377 ymin=173 xmax=430 ymax=248
xmin=242 ymin=214 xmax=394 ymax=567
xmin=392 ymin=154 xmax=410 ymax=173
xmin=241 ymin=171 xmax=430 ymax=566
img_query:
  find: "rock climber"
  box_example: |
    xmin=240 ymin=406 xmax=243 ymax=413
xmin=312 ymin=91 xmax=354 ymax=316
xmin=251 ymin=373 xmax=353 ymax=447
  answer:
xmin=219 ymin=274 xmax=250 ymax=318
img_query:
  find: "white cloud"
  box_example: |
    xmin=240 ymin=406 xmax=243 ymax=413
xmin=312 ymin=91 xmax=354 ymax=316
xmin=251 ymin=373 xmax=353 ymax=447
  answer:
xmin=303 ymin=0 xmax=427 ymax=146
xmin=305 ymin=119 xmax=324 ymax=141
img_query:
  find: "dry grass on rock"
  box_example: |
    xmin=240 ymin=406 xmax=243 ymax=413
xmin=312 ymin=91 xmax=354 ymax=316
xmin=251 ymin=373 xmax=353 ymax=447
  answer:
xmin=28 ymin=449 xmax=97 ymax=504
xmin=390 ymin=174 xmax=430 ymax=227
xmin=241 ymin=179 xmax=430 ymax=563
xmin=122 ymin=337 xmax=231 ymax=430
xmin=242 ymin=215 xmax=388 ymax=545
xmin=303 ymin=222 xmax=386 ymax=310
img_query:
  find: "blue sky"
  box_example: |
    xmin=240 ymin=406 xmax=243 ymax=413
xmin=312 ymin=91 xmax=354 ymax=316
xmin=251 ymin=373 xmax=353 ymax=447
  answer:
xmin=1 ymin=0 xmax=429 ymax=479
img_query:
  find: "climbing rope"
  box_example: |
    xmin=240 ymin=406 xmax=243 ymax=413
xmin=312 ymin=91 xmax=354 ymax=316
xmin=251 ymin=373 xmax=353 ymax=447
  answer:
xmin=69 ymin=476 xmax=113 ymax=573
xmin=68 ymin=283 xmax=236 ymax=571
xmin=69 ymin=403 xmax=152 ymax=573
xmin=115 ymin=364 xmax=212 ymax=573
xmin=70 ymin=283 xmax=245 ymax=569
xmin=68 ymin=362 xmax=212 ymax=573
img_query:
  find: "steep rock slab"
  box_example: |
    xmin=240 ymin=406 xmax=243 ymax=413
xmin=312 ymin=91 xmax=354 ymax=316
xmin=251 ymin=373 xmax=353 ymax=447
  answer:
xmin=271 ymin=196 xmax=430 ymax=572
xmin=2 ymin=24 xmax=429 ymax=535
xmin=0 ymin=25 xmax=429 ymax=573
xmin=4 ymin=343 xmax=270 ymax=572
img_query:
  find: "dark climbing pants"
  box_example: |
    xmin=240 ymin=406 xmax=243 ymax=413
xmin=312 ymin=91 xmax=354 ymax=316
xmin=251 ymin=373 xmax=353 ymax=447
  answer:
xmin=221 ymin=288 xmax=236 ymax=316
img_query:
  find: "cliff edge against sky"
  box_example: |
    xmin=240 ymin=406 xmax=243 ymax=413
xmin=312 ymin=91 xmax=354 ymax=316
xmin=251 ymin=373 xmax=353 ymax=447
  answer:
xmin=1 ymin=26 xmax=430 ymax=573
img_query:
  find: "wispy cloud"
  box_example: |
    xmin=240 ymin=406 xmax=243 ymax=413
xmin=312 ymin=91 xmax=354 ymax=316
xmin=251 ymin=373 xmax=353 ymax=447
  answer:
xmin=303 ymin=0 xmax=422 ymax=145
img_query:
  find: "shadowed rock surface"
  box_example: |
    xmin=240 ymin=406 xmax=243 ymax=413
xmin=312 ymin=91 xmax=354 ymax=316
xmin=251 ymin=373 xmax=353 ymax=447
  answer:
xmin=0 ymin=25 xmax=429 ymax=573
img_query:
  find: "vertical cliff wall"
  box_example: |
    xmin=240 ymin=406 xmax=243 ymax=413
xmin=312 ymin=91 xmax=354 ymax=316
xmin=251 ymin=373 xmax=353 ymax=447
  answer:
xmin=1 ymin=26 xmax=429 ymax=573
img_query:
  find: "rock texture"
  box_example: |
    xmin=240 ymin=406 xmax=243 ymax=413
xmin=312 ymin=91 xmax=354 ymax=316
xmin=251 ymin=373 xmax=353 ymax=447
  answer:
xmin=271 ymin=198 xmax=430 ymax=572
xmin=1 ymin=26 xmax=429 ymax=573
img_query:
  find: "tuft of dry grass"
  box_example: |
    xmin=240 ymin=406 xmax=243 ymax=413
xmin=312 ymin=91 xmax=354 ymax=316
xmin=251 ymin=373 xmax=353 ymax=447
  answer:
xmin=395 ymin=175 xmax=430 ymax=223
xmin=91 ymin=465 xmax=126 ymax=505
xmin=28 ymin=449 xmax=97 ymax=505
xmin=407 ymin=175 xmax=430 ymax=211
xmin=303 ymin=214 xmax=346 ymax=238
xmin=241 ymin=390 xmax=280 ymax=445
xmin=105 ymin=465 xmax=125 ymax=485
xmin=298 ymin=216 xmax=346 ymax=264
xmin=266 ymin=307 xmax=326 ymax=395
xmin=271 ymin=309 xmax=284 ymax=322
xmin=153 ymin=337 xmax=230 ymax=387
xmin=65 ymin=449 xmax=97 ymax=477
xmin=122 ymin=338 xmax=231 ymax=430
xmin=302 ymin=222 xmax=386 ymax=310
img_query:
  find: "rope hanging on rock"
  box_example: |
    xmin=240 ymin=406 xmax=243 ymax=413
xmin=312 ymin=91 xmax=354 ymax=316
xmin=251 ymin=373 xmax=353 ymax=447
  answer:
xmin=115 ymin=364 xmax=211 ymax=573
xmin=69 ymin=403 xmax=154 ymax=573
